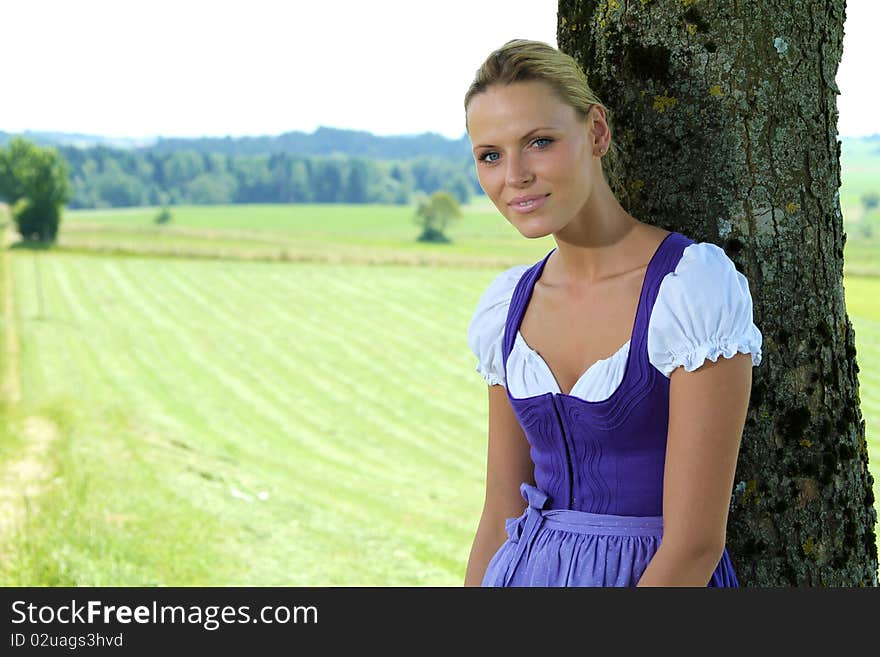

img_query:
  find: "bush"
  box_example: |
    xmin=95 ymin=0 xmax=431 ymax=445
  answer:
xmin=414 ymin=191 xmax=461 ymax=243
xmin=155 ymin=207 xmax=172 ymax=225
xmin=0 ymin=137 xmax=71 ymax=244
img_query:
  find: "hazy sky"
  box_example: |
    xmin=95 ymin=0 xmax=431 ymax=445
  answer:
xmin=1 ymin=0 xmax=876 ymax=139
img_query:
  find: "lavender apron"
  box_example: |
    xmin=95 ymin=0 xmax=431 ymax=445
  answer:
xmin=482 ymin=231 xmax=739 ymax=587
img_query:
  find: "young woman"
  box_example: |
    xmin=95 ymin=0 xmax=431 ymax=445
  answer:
xmin=463 ymin=39 xmax=763 ymax=587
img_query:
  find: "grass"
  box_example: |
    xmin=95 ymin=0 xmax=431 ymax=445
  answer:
xmin=0 ymin=243 xmax=510 ymax=584
xmin=843 ymin=276 xmax=880 ymax=522
xmin=56 ymin=199 xmax=557 ymax=267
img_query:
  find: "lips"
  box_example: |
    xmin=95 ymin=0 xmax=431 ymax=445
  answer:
xmin=507 ymin=194 xmax=550 ymax=213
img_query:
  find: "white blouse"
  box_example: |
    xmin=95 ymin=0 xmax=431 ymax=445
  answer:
xmin=467 ymin=242 xmax=764 ymax=401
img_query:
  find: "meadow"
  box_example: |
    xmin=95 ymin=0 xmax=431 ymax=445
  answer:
xmin=0 ymin=185 xmax=878 ymax=585
xmin=0 ymin=199 xmax=561 ymax=586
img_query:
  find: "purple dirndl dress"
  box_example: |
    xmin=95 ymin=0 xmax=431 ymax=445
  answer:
xmin=481 ymin=231 xmax=739 ymax=587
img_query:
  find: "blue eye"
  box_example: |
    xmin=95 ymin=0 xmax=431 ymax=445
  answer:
xmin=478 ymin=152 xmax=500 ymax=163
xmin=533 ymin=137 xmax=553 ymax=148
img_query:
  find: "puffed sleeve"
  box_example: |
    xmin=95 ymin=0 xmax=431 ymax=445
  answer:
xmin=648 ymin=242 xmax=763 ymax=377
xmin=467 ymin=265 xmax=530 ymax=386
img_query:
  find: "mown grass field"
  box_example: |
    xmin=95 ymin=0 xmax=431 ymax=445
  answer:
xmin=1 ymin=185 xmax=879 ymax=585
xmin=0 ymin=250 xmax=497 ymax=584
xmin=55 ymin=198 xmax=556 ymax=268
xmin=0 ymin=200 xmax=563 ymax=586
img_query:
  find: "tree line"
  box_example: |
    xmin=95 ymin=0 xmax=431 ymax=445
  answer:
xmin=57 ymin=146 xmax=479 ymax=209
xmin=0 ymin=136 xmax=474 ymax=244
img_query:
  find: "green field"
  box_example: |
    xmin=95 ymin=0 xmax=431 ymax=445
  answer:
xmin=55 ymin=199 xmax=557 ymax=268
xmin=0 ymin=252 xmax=495 ymax=584
xmin=0 ymin=194 xmax=878 ymax=585
xmin=841 ymin=137 xmax=880 ymax=210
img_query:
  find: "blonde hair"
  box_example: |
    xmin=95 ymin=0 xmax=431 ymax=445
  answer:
xmin=464 ymin=39 xmax=625 ymax=203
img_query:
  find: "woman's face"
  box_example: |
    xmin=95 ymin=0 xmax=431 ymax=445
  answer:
xmin=466 ymin=80 xmax=602 ymax=239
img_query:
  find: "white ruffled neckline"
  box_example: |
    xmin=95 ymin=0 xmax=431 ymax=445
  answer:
xmin=512 ymin=331 xmax=631 ymax=401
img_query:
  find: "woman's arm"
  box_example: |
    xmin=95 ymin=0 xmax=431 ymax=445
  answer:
xmin=636 ymin=351 xmax=754 ymax=587
xmin=464 ymin=384 xmax=535 ymax=586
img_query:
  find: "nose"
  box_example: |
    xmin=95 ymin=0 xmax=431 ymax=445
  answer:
xmin=505 ymin=154 xmax=534 ymax=187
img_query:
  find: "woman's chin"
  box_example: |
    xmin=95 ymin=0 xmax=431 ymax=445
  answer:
xmin=510 ymin=216 xmax=556 ymax=240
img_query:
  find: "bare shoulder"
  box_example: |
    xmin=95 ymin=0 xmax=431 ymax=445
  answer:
xmin=636 ymin=222 xmax=673 ymax=248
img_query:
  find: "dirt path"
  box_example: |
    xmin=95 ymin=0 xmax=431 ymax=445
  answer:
xmin=0 ymin=416 xmax=59 ymax=543
xmin=2 ymin=216 xmax=20 ymax=403
xmin=0 ymin=216 xmax=59 ymax=559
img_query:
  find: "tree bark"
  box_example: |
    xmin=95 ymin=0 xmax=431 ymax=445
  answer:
xmin=557 ymin=0 xmax=877 ymax=586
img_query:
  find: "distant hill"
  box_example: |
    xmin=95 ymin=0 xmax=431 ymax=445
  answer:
xmin=0 ymin=126 xmax=472 ymax=161
xmin=150 ymin=126 xmax=472 ymax=160
xmin=0 ymin=130 xmax=155 ymax=150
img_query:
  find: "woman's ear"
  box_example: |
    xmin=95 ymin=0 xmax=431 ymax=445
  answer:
xmin=590 ymin=104 xmax=611 ymax=156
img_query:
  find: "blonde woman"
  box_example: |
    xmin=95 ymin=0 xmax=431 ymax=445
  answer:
xmin=463 ymin=40 xmax=763 ymax=587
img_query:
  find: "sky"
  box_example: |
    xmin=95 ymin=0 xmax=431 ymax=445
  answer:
xmin=1 ymin=0 xmax=876 ymax=140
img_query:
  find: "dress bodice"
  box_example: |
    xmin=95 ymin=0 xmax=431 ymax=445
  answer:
xmin=502 ymin=231 xmax=689 ymax=515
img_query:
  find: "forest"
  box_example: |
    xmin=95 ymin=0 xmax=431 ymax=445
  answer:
xmin=0 ymin=127 xmax=480 ymax=209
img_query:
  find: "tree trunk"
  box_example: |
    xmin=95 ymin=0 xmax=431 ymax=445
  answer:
xmin=556 ymin=0 xmax=877 ymax=586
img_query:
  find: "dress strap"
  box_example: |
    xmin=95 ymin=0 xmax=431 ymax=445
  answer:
xmin=501 ymin=248 xmax=555 ymax=370
xmin=629 ymin=231 xmax=695 ymax=353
